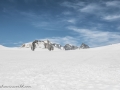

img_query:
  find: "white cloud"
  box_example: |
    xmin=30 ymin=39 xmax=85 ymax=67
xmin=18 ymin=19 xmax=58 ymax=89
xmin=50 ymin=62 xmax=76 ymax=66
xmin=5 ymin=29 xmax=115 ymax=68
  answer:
xmin=20 ymin=11 xmax=65 ymax=30
xmin=62 ymin=2 xmax=76 ymax=9
xmin=40 ymin=36 xmax=79 ymax=46
xmin=32 ymin=20 xmax=66 ymax=30
xmin=62 ymin=1 xmax=106 ymax=17
xmin=61 ymin=1 xmax=84 ymax=9
xmin=106 ymin=1 xmax=120 ymax=7
xmin=68 ymin=27 xmax=120 ymax=47
xmin=62 ymin=1 xmax=104 ymax=13
xmin=39 ymin=27 xmax=120 ymax=47
xmin=80 ymin=4 xmax=102 ymax=13
xmin=117 ymin=26 xmax=120 ymax=30
xmin=13 ymin=41 xmax=23 ymax=45
xmin=20 ymin=12 xmax=40 ymax=19
xmin=103 ymin=15 xmax=120 ymax=21
xmin=67 ymin=19 xmax=76 ymax=24
xmin=61 ymin=0 xmax=120 ymax=21
xmin=62 ymin=11 xmax=73 ymax=15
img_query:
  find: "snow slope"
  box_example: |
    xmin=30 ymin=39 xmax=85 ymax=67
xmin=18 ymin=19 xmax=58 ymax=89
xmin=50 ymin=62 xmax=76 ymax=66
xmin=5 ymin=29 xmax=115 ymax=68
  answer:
xmin=0 ymin=43 xmax=120 ymax=90
xmin=0 ymin=45 xmax=9 ymax=50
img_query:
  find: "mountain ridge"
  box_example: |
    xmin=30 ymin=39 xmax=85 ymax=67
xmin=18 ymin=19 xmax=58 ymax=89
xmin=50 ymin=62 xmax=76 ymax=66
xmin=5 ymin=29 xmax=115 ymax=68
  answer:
xmin=21 ymin=40 xmax=90 ymax=50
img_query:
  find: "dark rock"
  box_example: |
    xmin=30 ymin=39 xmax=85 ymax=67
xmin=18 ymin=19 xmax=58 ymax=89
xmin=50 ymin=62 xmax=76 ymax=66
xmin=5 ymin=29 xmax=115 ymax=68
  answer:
xmin=21 ymin=44 xmax=25 ymax=47
xmin=64 ymin=44 xmax=78 ymax=50
xmin=31 ymin=40 xmax=39 ymax=51
xmin=44 ymin=40 xmax=54 ymax=51
xmin=80 ymin=43 xmax=89 ymax=49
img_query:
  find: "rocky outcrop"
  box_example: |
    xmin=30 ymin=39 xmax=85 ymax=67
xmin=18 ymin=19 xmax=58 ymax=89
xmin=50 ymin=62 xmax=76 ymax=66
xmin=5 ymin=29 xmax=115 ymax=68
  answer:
xmin=21 ymin=40 xmax=90 ymax=50
xmin=21 ymin=40 xmax=63 ymax=50
xmin=52 ymin=43 xmax=62 ymax=49
xmin=44 ymin=40 xmax=54 ymax=51
xmin=21 ymin=43 xmax=32 ymax=48
xmin=31 ymin=40 xmax=39 ymax=51
xmin=64 ymin=44 xmax=78 ymax=50
xmin=80 ymin=43 xmax=89 ymax=49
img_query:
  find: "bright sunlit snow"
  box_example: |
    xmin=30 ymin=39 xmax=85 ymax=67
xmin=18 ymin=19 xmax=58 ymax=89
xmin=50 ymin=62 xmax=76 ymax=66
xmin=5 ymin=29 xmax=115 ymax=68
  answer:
xmin=0 ymin=44 xmax=120 ymax=90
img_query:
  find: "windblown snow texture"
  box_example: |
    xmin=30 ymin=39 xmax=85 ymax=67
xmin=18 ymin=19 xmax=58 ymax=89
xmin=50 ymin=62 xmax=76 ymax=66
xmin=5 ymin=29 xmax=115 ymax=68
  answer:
xmin=0 ymin=43 xmax=120 ymax=90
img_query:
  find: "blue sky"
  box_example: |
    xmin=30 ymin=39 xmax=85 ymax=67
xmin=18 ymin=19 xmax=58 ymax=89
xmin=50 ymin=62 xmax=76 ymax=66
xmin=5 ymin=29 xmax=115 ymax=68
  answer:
xmin=0 ymin=0 xmax=120 ymax=47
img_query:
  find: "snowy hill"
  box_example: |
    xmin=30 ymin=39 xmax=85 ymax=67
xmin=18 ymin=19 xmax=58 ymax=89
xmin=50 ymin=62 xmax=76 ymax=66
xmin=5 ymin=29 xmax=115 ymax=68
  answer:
xmin=0 ymin=45 xmax=9 ymax=49
xmin=0 ymin=43 xmax=120 ymax=90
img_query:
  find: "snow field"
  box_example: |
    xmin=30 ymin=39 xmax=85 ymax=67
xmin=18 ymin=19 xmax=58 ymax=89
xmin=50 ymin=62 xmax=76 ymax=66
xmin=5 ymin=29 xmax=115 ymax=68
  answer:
xmin=0 ymin=44 xmax=120 ymax=90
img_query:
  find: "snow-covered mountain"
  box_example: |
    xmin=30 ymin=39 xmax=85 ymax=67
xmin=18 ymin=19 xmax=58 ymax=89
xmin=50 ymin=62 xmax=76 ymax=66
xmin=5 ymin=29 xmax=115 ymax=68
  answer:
xmin=21 ymin=40 xmax=89 ymax=50
xmin=21 ymin=40 xmax=64 ymax=50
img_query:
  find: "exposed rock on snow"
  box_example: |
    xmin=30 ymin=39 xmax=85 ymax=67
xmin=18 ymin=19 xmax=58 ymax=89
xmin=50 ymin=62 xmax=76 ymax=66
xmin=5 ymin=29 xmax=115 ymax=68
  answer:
xmin=64 ymin=44 xmax=78 ymax=50
xmin=21 ymin=40 xmax=90 ymax=50
xmin=30 ymin=40 xmax=54 ymax=51
xmin=80 ymin=43 xmax=89 ymax=49
xmin=21 ymin=42 xmax=32 ymax=48
xmin=44 ymin=40 xmax=54 ymax=51
xmin=52 ymin=43 xmax=62 ymax=49
xmin=21 ymin=40 xmax=63 ymax=50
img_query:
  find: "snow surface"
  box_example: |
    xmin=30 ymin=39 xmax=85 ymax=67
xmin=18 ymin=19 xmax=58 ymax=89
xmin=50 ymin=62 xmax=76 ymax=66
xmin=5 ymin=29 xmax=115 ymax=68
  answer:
xmin=0 ymin=43 xmax=120 ymax=90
